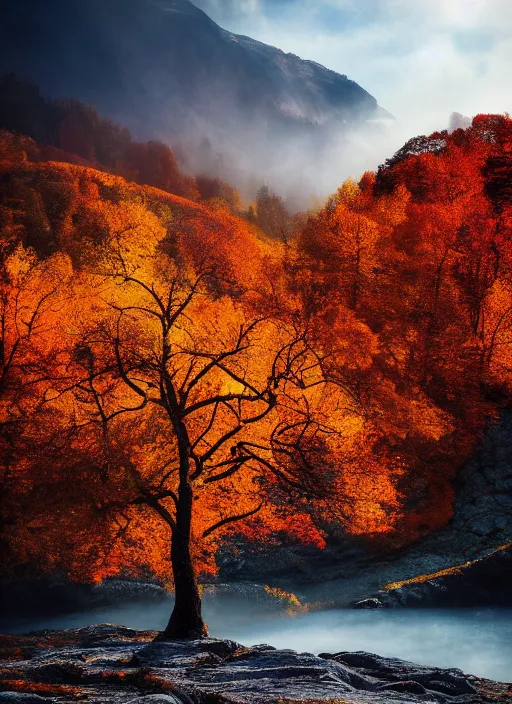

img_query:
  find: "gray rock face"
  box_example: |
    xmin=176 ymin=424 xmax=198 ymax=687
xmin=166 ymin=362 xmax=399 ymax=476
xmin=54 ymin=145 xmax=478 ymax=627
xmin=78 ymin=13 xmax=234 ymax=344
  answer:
xmin=448 ymin=409 xmax=512 ymax=552
xmin=373 ymin=542 xmax=512 ymax=608
xmin=216 ymin=409 xmax=512 ymax=609
xmin=0 ymin=624 xmax=507 ymax=703
xmin=352 ymin=410 xmax=512 ymax=608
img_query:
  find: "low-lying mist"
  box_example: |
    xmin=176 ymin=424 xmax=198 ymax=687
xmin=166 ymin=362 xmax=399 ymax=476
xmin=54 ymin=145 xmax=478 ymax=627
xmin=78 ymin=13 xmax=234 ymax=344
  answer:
xmin=172 ymin=114 xmax=411 ymax=210
xmin=3 ymin=593 xmax=511 ymax=682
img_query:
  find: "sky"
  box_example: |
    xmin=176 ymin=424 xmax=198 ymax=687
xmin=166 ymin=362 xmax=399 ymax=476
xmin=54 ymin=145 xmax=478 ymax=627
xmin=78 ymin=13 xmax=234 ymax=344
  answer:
xmin=191 ymin=0 xmax=512 ymax=136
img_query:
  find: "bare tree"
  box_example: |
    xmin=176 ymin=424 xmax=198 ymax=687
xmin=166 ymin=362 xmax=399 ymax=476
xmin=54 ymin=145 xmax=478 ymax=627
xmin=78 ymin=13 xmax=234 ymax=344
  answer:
xmin=70 ymin=244 xmax=341 ymax=639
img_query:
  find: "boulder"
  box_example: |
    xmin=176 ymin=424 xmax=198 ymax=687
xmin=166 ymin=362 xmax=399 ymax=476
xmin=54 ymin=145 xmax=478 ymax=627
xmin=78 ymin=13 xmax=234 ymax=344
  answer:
xmin=323 ymin=651 xmax=479 ymax=695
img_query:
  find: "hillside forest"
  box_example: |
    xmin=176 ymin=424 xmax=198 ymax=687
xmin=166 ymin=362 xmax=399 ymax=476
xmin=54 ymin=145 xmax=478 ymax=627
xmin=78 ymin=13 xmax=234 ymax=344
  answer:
xmin=1 ymin=75 xmax=512 ymax=636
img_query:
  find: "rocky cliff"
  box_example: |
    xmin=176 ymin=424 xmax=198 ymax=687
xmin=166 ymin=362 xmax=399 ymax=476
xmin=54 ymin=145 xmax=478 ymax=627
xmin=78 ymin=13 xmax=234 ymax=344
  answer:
xmin=217 ymin=409 xmax=512 ymax=608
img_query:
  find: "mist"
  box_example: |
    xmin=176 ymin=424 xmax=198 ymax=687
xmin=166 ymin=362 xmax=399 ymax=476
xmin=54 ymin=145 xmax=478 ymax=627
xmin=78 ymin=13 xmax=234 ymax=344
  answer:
xmin=3 ymin=592 xmax=511 ymax=683
xmin=10 ymin=0 xmax=510 ymax=207
xmin=164 ymin=0 xmax=509 ymax=207
xmin=191 ymin=0 xmax=512 ymax=138
xmin=174 ymin=111 xmax=404 ymax=210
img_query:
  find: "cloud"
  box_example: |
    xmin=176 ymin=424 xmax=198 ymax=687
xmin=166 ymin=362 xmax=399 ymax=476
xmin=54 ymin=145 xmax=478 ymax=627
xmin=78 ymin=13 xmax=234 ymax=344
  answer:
xmin=191 ymin=0 xmax=512 ymax=138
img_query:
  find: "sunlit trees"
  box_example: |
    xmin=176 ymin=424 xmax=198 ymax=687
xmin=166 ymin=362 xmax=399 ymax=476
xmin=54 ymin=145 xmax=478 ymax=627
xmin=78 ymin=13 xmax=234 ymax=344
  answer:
xmin=2 ymin=110 xmax=512 ymax=626
xmin=292 ymin=117 xmax=512 ymax=541
xmin=300 ymin=180 xmax=380 ymax=312
xmin=0 ymin=243 xmax=70 ymax=573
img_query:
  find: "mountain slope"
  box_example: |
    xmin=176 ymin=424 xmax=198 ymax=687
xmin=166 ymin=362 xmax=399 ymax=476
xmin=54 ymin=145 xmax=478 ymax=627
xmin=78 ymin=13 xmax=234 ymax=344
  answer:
xmin=0 ymin=130 xmax=277 ymax=290
xmin=0 ymin=0 xmax=384 ymax=192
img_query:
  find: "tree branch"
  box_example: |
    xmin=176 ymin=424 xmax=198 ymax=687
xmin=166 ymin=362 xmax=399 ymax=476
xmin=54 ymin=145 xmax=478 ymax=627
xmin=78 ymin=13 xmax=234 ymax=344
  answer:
xmin=203 ymin=502 xmax=263 ymax=538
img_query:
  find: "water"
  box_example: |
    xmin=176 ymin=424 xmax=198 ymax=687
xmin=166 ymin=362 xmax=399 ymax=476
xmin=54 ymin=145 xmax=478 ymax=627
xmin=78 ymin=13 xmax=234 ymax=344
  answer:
xmin=2 ymin=597 xmax=511 ymax=683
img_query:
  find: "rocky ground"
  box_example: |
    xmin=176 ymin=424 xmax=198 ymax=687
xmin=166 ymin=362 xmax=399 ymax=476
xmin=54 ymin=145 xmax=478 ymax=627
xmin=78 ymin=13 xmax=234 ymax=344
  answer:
xmin=0 ymin=625 xmax=510 ymax=704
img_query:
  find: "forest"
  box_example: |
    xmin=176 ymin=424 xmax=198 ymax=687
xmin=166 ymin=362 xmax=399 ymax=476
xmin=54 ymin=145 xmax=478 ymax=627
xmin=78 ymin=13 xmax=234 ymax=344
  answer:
xmin=1 ymin=75 xmax=512 ymax=637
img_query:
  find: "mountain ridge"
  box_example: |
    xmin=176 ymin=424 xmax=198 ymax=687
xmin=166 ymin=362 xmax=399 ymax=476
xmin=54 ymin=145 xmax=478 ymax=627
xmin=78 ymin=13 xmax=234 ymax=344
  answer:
xmin=0 ymin=0 xmax=389 ymax=196
xmin=0 ymin=2 xmax=383 ymax=126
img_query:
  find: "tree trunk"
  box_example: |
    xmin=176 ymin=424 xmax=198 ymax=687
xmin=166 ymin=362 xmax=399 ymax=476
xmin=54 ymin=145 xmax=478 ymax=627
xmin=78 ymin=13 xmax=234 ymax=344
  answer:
xmin=161 ymin=482 xmax=207 ymax=640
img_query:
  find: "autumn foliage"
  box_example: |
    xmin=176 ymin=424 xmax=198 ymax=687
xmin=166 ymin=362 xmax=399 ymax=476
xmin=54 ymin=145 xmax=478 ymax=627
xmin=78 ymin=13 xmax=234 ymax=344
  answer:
xmin=1 ymin=111 xmax=512 ymax=623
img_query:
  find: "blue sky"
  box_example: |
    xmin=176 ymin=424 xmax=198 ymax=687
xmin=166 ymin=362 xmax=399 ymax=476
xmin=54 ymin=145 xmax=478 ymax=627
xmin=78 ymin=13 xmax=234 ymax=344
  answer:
xmin=192 ymin=0 xmax=512 ymax=135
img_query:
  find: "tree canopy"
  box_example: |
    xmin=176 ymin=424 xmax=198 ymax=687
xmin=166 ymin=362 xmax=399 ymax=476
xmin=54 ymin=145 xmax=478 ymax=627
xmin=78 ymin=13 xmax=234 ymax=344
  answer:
xmin=1 ymin=110 xmax=512 ymax=635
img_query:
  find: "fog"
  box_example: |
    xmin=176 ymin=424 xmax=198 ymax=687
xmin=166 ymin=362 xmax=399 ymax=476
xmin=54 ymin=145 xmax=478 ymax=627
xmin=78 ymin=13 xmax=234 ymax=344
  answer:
xmin=4 ymin=0 xmax=511 ymax=205
xmin=176 ymin=114 xmax=407 ymax=210
xmin=3 ymin=593 xmax=512 ymax=682
xmin=168 ymin=0 xmax=511 ymax=205
xmin=192 ymin=0 xmax=512 ymax=138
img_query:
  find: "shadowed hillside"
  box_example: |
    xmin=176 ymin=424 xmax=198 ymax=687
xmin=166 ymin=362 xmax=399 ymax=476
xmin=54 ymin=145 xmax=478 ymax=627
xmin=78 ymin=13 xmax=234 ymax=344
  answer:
xmin=0 ymin=0 xmax=388 ymax=198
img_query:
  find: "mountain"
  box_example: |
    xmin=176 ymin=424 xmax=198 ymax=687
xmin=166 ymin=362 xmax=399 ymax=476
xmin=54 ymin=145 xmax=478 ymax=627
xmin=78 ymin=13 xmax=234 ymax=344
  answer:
xmin=0 ymin=0 xmax=388 ymax=196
